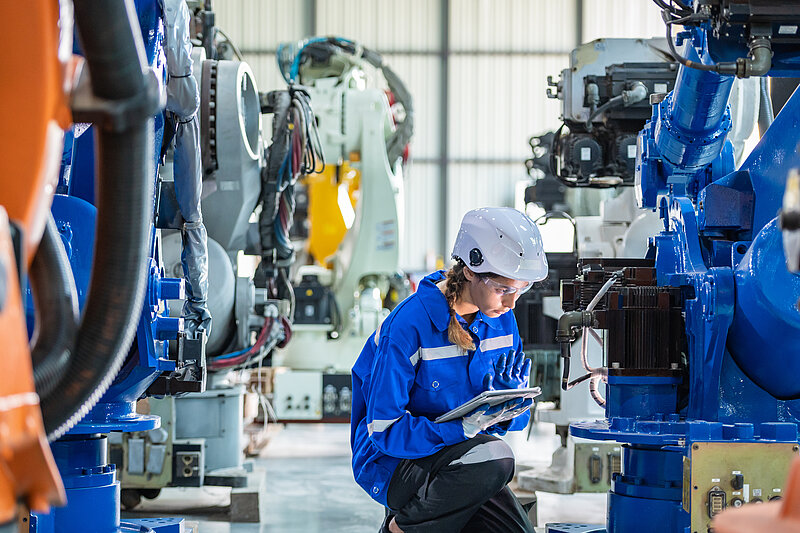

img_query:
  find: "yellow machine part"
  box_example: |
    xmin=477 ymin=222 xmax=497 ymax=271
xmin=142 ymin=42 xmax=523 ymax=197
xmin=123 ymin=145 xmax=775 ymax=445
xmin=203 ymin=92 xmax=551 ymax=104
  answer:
xmin=305 ymin=162 xmax=361 ymax=265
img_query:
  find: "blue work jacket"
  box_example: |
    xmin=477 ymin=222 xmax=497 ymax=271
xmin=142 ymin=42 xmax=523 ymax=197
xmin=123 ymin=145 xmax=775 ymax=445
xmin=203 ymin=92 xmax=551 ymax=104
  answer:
xmin=350 ymin=270 xmax=530 ymax=505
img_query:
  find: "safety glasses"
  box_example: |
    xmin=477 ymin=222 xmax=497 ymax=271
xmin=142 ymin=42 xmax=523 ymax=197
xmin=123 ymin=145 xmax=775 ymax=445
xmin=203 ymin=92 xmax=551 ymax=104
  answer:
xmin=480 ymin=276 xmax=533 ymax=296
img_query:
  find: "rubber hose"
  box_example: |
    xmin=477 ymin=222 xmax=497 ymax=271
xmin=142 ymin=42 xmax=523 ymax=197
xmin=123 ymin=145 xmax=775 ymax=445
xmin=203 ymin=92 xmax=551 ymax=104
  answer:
xmin=41 ymin=0 xmax=155 ymax=441
xmin=30 ymin=214 xmax=80 ymax=399
xmin=758 ymin=77 xmax=774 ymax=137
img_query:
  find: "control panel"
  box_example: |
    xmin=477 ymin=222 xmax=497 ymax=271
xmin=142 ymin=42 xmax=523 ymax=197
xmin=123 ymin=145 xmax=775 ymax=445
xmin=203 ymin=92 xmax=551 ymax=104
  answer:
xmin=273 ymin=369 xmax=323 ymax=420
xmin=684 ymin=441 xmax=798 ymax=533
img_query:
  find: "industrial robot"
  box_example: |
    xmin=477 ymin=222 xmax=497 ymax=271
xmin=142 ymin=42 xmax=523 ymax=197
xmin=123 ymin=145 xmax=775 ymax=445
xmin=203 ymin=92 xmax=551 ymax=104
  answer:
xmin=110 ymin=0 xmax=303 ymax=513
xmin=516 ymin=35 xmax=761 ymax=497
xmin=546 ymin=1 xmax=800 ymax=532
xmin=268 ymin=38 xmax=414 ymax=423
xmin=2 ymin=0 xmax=209 ymax=532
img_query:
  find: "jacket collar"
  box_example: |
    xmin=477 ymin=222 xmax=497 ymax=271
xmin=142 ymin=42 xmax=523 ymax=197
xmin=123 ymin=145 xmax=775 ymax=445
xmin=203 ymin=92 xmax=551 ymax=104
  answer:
xmin=418 ymin=270 xmax=450 ymax=331
xmin=418 ymin=270 xmax=505 ymax=331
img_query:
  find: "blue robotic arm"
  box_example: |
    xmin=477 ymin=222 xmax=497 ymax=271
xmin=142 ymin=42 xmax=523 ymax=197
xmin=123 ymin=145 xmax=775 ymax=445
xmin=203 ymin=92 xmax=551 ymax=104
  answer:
xmin=552 ymin=3 xmax=800 ymax=532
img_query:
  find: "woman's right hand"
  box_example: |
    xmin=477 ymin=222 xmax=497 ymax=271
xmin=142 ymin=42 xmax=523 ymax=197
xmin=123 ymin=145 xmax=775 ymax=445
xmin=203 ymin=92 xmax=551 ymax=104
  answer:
xmin=461 ymin=398 xmax=533 ymax=438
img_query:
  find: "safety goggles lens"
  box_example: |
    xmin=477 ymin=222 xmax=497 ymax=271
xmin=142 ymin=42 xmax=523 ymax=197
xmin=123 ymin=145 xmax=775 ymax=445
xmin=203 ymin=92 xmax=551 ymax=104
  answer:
xmin=481 ymin=277 xmax=533 ymax=296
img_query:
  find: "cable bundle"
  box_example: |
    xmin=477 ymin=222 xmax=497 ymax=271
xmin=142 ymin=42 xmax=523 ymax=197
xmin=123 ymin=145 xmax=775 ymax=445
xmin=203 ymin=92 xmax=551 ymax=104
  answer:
xmin=208 ymin=85 xmax=324 ymax=369
xmin=276 ymin=37 xmax=413 ymax=165
xmin=208 ymin=316 xmax=292 ymax=370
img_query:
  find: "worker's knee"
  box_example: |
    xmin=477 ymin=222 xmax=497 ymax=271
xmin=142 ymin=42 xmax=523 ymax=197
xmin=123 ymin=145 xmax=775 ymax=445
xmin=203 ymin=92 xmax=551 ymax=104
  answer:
xmin=450 ymin=437 xmax=515 ymax=493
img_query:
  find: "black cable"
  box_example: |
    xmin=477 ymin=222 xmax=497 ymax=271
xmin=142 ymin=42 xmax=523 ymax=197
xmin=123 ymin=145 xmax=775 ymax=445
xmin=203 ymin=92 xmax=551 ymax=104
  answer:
xmin=585 ymin=94 xmax=624 ymax=131
xmin=567 ymin=372 xmax=593 ymax=388
xmin=561 ymin=352 xmax=571 ymax=391
xmin=664 ymin=14 xmax=718 ymax=72
xmin=653 ymin=0 xmax=690 ymax=17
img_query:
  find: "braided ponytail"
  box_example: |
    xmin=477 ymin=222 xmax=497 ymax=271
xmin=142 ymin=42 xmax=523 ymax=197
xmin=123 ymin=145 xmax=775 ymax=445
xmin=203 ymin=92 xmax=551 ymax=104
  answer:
xmin=444 ymin=261 xmax=476 ymax=351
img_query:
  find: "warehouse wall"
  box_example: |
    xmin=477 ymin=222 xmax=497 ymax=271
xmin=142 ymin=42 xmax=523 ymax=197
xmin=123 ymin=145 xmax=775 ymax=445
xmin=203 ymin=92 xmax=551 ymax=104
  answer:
xmin=214 ymin=0 xmax=665 ymax=271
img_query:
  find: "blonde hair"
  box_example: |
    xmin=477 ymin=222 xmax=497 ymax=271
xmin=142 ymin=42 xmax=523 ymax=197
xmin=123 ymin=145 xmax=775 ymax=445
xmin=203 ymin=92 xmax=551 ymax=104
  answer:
xmin=444 ymin=261 xmax=476 ymax=351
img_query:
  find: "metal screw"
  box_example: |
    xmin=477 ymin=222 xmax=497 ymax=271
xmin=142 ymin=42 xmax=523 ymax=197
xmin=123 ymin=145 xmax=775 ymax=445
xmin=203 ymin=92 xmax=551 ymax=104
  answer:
xmin=693 ymin=444 xmax=699 ymax=450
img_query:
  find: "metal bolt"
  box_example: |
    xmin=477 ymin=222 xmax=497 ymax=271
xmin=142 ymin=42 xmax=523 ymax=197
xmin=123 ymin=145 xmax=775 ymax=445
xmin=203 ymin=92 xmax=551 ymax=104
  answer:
xmin=693 ymin=444 xmax=699 ymax=450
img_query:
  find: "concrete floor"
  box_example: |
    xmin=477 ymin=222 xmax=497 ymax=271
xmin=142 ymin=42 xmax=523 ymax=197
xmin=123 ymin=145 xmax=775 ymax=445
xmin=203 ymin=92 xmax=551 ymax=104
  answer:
xmin=123 ymin=422 xmax=606 ymax=532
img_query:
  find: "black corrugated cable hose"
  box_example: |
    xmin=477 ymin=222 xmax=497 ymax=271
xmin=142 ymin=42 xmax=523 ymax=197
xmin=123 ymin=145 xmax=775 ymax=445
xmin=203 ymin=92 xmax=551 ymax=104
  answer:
xmin=40 ymin=0 xmax=159 ymax=441
xmin=29 ymin=214 xmax=80 ymax=399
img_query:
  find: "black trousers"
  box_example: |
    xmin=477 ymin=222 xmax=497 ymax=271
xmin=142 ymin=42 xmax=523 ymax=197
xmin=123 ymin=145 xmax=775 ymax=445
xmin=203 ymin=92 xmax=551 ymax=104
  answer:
xmin=384 ymin=434 xmax=534 ymax=533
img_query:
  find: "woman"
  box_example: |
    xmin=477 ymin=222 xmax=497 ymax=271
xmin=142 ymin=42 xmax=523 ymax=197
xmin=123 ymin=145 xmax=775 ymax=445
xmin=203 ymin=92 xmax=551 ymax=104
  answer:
xmin=350 ymin=207 xmax=548 ymax=532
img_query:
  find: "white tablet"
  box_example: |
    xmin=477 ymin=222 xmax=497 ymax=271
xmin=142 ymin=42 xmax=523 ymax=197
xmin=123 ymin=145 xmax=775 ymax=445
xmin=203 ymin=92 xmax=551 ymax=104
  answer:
xmin=434 ymin=387 xmax=542 ymax=423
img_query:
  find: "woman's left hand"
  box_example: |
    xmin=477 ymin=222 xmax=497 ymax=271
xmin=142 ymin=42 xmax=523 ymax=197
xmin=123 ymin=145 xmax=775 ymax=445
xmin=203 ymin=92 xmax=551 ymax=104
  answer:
xmin=485 ymin=350 xmax=531 ymax=390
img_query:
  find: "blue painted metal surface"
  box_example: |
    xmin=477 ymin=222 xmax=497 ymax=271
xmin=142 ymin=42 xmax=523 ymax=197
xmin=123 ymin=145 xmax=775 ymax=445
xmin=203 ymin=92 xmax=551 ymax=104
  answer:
xmin=636 ymin=40 xmax=736 ymax=209
xmin=24 ymin=194 xmax=96 ymax=334
xmin=653 ymin=46 xmax=733 ymax=170
xmin=728 ymin=218 xmax=800 ymax=399
xmin=30 ymin=436 xmax=120 ymax=533
xmin=606 ymin=375 xmax=681 ymax=420
xmin=607 ymin=446 xmax=685 ymax=533
xmin=570 ymin=22 xmax=800 ymax=533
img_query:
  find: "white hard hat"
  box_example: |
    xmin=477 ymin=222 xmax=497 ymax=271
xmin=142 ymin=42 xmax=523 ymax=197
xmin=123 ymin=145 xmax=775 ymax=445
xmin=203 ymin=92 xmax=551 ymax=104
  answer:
xmin=451 ymin=207 xmax=548 ymax=282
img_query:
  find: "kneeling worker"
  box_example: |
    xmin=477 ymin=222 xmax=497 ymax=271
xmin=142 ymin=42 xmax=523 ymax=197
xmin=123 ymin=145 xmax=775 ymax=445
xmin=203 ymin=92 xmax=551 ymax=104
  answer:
xmin=351 ymin=207 xmax=547 ymax=532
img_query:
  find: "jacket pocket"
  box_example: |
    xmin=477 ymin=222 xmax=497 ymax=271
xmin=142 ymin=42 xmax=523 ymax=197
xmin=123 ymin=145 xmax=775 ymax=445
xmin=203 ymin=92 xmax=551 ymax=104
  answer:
xmin=415 ymin=358 xmax=468 ymax=392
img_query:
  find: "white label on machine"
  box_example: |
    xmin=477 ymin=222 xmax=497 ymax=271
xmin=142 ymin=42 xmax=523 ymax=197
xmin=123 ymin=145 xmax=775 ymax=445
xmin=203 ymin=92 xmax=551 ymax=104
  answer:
xmin=376 ymin=220 xmax=397 ymax=251
xmin=628 ymin=144 xmax=637 ymax=159
xmin=732 ymin=491 xmax=741 ymax=496
xmin=744 ymin=484 xmax=750 ymax=502
xmin=732 ymin=470 xmax=741 ymax=474
xmin=581 ymin=147 xmax=592 ymax=161
xmin=774 ymin=488 xmax=782 ymax=493
xmin=779 ymin=25 xmax=798 ymax=35
xmin=654 ymin=83 xmax=668 ymax=94
xmin=712 ymin=478 xmax=720 ymax=483
xmin=753 ymin=488 xmax=762 ymax=497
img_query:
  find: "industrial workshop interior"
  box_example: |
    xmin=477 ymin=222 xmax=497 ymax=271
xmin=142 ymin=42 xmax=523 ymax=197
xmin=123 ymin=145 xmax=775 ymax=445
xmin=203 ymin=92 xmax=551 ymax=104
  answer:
xmin=6 ymin=0 xmax=800 ymax=532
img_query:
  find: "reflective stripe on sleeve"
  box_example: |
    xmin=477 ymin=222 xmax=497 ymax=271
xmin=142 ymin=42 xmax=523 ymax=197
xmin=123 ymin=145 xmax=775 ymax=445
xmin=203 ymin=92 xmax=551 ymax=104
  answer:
xmin=480 ymin=334 xmax=514 ymax=352
xmin=367 ymin=414 xmax=404 ymax=436
xmin=419 ymin=344 xmax=467 ymax=361
xmin=374 ymin=320 xmax=383 ymax=346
